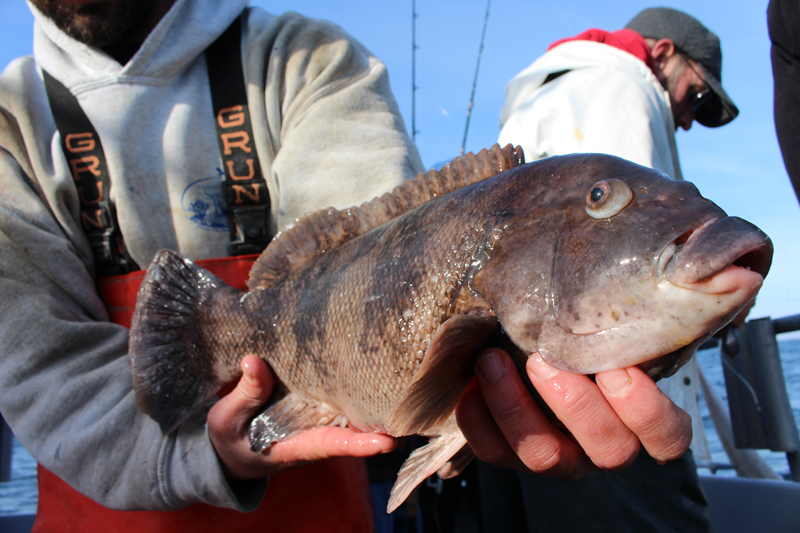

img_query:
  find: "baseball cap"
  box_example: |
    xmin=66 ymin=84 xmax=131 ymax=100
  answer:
xmin=625 ymin=7 xmax=739 ymax=127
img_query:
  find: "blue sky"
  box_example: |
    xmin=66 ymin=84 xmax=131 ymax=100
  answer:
xmin=2 ymin=0 xmax=798 ymax=326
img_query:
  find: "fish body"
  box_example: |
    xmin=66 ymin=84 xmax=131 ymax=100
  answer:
xmin=129 ymin=145 xmax=772 ymax=511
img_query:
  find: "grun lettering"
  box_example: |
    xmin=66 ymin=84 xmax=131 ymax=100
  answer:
xmin=217 ymin=106 xmax=245 ymax=128
xmin=232 ymin=183 xmax=261 ymax=204
xmin=221 ymin=131 xmax=252 ymax=155
xmin=65 ymin=132 xmax=96 ymax=153
xmin=69 ymin=156 xmax=102 ymax=181
xmin=77 ymin=181 xmax=104 ymax=204
xmin=80 ymin=209 xmax=104 ymax=230
xmin=225 ymin=159 xmax=255 ymax=181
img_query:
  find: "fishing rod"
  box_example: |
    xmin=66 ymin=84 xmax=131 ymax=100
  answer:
xmin=411 ymin=0 xmax=419 ymax=141
xmin=460 ymin=0 xmax=491 ymax=156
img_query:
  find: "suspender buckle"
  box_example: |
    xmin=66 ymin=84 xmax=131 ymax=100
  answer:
xmin=87 ymin=232 xmax=138 ymax=277
xmin=228 ymin=204 xmax=270 ymax=256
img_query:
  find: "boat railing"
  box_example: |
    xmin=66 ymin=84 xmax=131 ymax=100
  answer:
xmin=698 ymin=313 xmax=800 ymax=482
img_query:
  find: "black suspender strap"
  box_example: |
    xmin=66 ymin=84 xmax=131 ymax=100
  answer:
xmin=205 ymin=17 xmax=272 ymax=256
xmin=42 ymin=70 xmax=140 ymax=277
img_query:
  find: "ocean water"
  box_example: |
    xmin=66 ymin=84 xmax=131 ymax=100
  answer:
xmin=0 ymin=435 xmax=37 ymax=516
xmin=1 ymin=339 xmax=799 ymax=517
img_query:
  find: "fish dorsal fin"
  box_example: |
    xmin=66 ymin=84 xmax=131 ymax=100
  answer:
xmin=247 ymin=143 xmax=525 ymax=290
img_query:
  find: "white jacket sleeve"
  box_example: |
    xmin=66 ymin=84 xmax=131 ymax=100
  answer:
xmin=246 ymin=11 xmax=424 ymax=230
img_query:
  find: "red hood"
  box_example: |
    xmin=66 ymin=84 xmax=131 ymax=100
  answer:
xmin=548 ymin=28 xmax=656 ymax=74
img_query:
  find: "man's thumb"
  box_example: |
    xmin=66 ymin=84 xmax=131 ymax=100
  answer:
xmin=211 ymin=355 xmax=274 ymax=431
xmin=234 ymin=355 xmax=274 ymax=409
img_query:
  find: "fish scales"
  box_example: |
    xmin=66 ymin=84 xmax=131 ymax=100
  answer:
xmin=129 ymin=144 xmax=773 ymax=512
xmin=216 ymin=191 xmax=501 ymax=430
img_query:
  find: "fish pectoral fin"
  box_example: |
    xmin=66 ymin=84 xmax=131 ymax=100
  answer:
xmin=249 ymin=389 xmax=347 ymax=452
xmin=436 ymin=443 xmax=475 ymax=479
xmin=387 ymin=430 xmax=469 ymax=513
xmin=384 ymin=314 xmax=499 ymax=436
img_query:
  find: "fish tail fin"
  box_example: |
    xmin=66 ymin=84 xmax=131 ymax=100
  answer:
xmin=387 ymin=430 xmax=469 ymax=513
xmin=130 ymin=249 xmax=233 ymax=434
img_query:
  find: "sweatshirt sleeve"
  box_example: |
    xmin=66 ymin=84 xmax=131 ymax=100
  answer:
xmin=245 ymin=11 xmax=425 ymax=230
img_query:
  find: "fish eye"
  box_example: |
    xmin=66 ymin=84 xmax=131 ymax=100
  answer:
xmin=585 ymin=179 xmax=633 ymax=219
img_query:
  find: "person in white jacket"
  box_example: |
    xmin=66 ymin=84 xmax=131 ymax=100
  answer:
xmin=0 ymin=0 xmax=695 ymax=528
xmin=496 ymin=7 xmax=739 ymax=532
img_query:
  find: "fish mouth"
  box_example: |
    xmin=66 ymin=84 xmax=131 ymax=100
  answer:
xmin=659 ymin=216 xmax=773 ymax=289
xmin=640 ymin=216 xmax=774 ymax=382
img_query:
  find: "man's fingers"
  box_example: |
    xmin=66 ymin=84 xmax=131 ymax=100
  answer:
xmin=456 ymin=381 xmax=528 ymax=471
xmin=208 ymin=355 xmax=274 ymax=436
xmin=596 ymin=365 xmax=692 ymax=462
xmin=264 ymin=427 xmax=397 ymax=469
xmin=458 ymin=349 xmax=594 ymax=478
xmin=527 ymin=354 xmax=641 ymax=471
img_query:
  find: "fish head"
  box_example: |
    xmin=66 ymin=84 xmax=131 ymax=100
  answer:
xmin=476 ymin=153 xmax=773 ymax=380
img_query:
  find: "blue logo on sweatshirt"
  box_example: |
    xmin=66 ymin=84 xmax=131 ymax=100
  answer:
xmin=181 ymin=176 xmax=228 ymax=231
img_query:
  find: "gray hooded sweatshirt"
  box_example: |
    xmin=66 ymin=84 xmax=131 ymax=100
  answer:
xmin=0 ymin=0 xmax=423 ymax=511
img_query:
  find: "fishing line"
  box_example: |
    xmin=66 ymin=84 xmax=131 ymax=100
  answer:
xmin=721 ymin=354 xmax=762 ymax=412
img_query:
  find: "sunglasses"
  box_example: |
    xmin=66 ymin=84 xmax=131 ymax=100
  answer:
xmin=680 ymin=55 xmax=713 ymax=114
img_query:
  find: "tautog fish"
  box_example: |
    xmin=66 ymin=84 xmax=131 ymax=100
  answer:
xmin=129 ymin=145 xmax=772 ymax=512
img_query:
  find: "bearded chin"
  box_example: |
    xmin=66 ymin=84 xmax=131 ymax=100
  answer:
xmin=663 ymin=59 xmax=687 ymax=94
xmin=31 ymin=0 xmax=159 ymax=47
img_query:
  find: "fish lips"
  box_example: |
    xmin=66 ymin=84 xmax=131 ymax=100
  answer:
xmin=662 ymin=216 xmax=773 ymax=287
xmin=638 ymin=216 xmax=773 ymax=382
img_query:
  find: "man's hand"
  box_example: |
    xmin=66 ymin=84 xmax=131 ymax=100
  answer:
xmin=208 ymin=355 xmax=397 ymax=480
xmin=456 ymin=349 xmax=692 ymax=478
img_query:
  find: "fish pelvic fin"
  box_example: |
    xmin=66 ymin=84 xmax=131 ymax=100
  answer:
xmin=130 ymin=249 xmax=231 ymax=434
xmin=384 ymin=315 xmax=499 ymax=436
xmin=436 ymin=443 xmax=476 ymax=479
xmin=250 ymin=389 xmax=348 ymax=452
xmin=387 ymin=430 xmax=469 ymax=513
xmin=247 ymin=144 xmax=525 ymax=290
